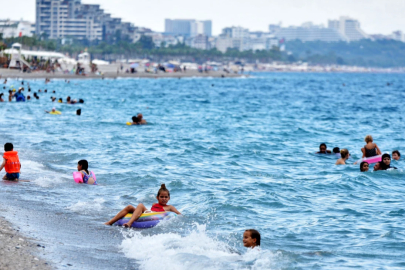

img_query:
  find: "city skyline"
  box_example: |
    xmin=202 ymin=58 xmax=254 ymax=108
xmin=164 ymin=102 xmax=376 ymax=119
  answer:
xmin=1 ymin=0 xmax=404 ymax=35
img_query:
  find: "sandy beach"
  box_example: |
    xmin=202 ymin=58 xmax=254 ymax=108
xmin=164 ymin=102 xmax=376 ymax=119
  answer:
xmin=0 ymin=68 xmax=245 ymax=80
xmin=0 ymin=209 xmax=52 ymax=270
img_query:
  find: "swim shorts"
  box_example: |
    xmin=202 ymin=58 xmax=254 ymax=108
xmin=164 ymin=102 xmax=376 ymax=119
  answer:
xmin=5 ymin=173 xmax=20 ymax=180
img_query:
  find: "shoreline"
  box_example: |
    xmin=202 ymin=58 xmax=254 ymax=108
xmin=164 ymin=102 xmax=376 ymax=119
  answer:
xmin=0 ymin=69 xmax=245 ymax=80
xmin=0 ymin=209 xmax=52 ymax=270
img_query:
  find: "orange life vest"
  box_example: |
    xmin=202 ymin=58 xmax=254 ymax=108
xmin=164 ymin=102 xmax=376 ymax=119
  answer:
xmin=3 ymin=151 xmax=21 ymax=173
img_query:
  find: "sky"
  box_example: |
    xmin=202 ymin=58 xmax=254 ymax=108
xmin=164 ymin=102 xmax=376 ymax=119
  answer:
xmin=2 ymin=0 xmax=404 ymax=35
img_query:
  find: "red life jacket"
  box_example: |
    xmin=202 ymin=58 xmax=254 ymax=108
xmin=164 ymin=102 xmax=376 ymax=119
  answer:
xmin=3 ymin=151 xmax=21 ymax=173
xmin=151 ymin=203 xmax=166 ymax=212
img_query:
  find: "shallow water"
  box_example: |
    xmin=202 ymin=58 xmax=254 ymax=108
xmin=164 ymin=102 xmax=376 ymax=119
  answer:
xmin=0 ymin=73 xmax=404 ymax=269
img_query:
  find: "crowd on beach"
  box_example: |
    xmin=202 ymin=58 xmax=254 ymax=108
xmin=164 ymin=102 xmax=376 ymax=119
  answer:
xmin=317 ymin=135 xmax=400 ymax=171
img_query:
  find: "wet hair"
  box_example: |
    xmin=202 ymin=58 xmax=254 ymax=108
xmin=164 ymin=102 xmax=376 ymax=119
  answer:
xmin=245 ymin=229 xmax=261 ymax=246
xmin=340 ymin=149 xmax=349 ymax=159
xmin=78 ymin=159 xmax=89 ymax=174
xmin=333 ymin=147 xmax=340 ymax=154
xmin=157 ymin=183 xmax=170 ymax=197
xmin=4 ymin=143 xmax=13 ymax=151
xmin=78 ymin=99 xmax=84 ymax=103
xmin=319 ymin=143 xmax=327 ymax=149
xmin=360 ymin=162 xmax=369 ymax=172
xmin=364 ymin=135 xmax=373 ymax=143
xmin=132 ymin=116 xmax=140 ymax=123
xmin=67 ymin=96 xmax=71 ymax=101
xmin=381 ymin=154 xmax=391 ymax=170
xmin=392 ymin=150 xmax=400 ymax=157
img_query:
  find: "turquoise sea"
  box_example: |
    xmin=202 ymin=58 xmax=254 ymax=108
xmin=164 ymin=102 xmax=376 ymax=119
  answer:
xmin=0 ymin=73 xmax=404 ymax=269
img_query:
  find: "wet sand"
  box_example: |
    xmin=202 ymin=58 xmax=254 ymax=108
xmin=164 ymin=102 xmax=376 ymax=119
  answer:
xmin=0 ymin=210 xmax=52 ymax=270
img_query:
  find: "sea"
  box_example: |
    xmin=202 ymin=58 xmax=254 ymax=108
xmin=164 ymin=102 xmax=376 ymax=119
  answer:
xmin=0 ymin=72 xmax=404 ymax=270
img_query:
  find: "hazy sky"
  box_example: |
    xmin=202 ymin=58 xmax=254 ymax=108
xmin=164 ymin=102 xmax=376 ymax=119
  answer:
xmin=2 ymin=0 xmax=404 ymax=35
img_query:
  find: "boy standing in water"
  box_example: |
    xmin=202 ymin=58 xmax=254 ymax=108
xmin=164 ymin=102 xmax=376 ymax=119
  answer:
xmin=0 ymin=143 xmax=21 ymax=181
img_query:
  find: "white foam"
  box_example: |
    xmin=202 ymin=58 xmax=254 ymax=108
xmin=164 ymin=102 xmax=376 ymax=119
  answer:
xmin=66 ymin=198 xmax=106 ymax=214
xmin=119 ymin=223 xmax=282 ymax=270
xmin=21 ymin=160 xmax=65 ymax=187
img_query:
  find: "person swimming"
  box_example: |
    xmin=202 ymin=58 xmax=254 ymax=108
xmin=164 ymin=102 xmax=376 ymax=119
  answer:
xmin=392 ymin=150 xmax=400 ymax=161
xmin=380 ymin=154 xmax=397 ymax=170
xmin=130 ymin=116 xmax=141 ymax=125
xmin=243 ymin=229 xmax=260 ymax=249
xmin=361 ymin=135 xmax=381 ymax=158
xmin=373 ymin=162 xmax=381 ymax=171
xmin=360 ymin=162 xmax=369 ymax=172
xmin=77 ymin=159 xmax=97 ymax=185
xmin=336 ymin=149 xmax=349 ymax=165
xmin=317 ymin=143 xmax=331 ymax=154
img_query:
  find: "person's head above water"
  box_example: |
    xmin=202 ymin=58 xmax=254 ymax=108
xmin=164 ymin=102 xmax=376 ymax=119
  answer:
xmin=392 ymin=150 xmax=400 ymax=161
xmin=52 ymin=107 xmax=56 ymax=112
xmin=132 ymin=116 xmax=140 ymax=123
xmin=333 ymin=147 xmax=340 ymax=154
xmin=137 ymin=113 xmax=143 ymax=120
xmin=243 ymin=229 xmax=261 ymax=248
xmin=360 ymin=162 xmax=369 ymax=172
xmin=340 ymin=149 xmax=349 ymax=159
xmin=77 ymin=159 xmax=89 ymax=174
xmin=319 ymin=143 xmax=327 ymax=153
xmin=156 ymin=183 xmax=170 ymax=206
xmin=381 ymin=154 xmax=391 ymax=170
xmin=374 ymin=162 xmax=381 ymax=171
xmin=364 ymin=135 xmax=373 ymax=143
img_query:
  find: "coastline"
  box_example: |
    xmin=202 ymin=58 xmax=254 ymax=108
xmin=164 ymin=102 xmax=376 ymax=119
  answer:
xmin=0 ymin=208 xmax=52 ymax=270
xmin=0 ymin=69 xmax=245 ymax=80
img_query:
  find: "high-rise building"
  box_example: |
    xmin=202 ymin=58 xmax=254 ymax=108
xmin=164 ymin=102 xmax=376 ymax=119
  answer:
xmin=165 ymin=19 xmax=212 ymax=37
xmin=35 ymin=0 xmax=136 ymax=42
xmin=328 ymin=16 xmax=369 ymax=41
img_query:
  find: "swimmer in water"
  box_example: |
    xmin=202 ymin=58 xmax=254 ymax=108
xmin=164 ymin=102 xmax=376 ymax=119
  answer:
xmin=336 ymin=149 xmax=349 ymax=165
xmin=380 ymin=153 xmax=397 ymax=170
xmin=105 ymin=184 xmax=181 ymax=227
xmin=243 ymin=229 xmax=260 ymax=249
xmin=392 ymin=150 xmax=400 ymax=161
xmin=333 ymin=147 xmax=340 ymax=155
xmin=317 ymin=143 xmax=331 ymax=154
xmin=361 ymin=135 xmax=381 ymax=158
xmin=360 ymin=162 xmax=369 ymax=172
xmin=130 ymin=116 xmax=140 ymax=125
xmin=77 ymin=160 xmax=97 ymax=185
xmin=373 ymin=162 xmax=381 ymax=171
xmin=137 ymin=113 xmax=147 ymax=125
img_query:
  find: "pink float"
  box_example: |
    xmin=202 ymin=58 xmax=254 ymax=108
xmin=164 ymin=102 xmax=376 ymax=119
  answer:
xmin=73 ymin=171 xmax=97 ymax=184
xmin=73 ymin=171 xmax=83 ymax=183
xmin=357 ymin=155 xmax=382 ymax=164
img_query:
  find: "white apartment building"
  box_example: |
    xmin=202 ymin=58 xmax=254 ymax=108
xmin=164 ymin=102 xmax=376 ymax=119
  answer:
xmin=165 ymin=19 xmax=212 ymax=37
xmin=0 ymin=20 xmax=34 ymax=38
xmin=273 ymin=22 xmax=346 ymax=42
xmin=36 ymin=0 xmax=102 ymax=40
xmin=328 ymin=16 xmax=369 ymax=41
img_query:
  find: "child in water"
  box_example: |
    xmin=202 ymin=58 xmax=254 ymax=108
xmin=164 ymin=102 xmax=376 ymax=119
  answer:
xmin=360 ymin=162 xmax=369 ymax=172
xmin=105 ymin=184 xmax=181 ymax=227
xmin=336 ymin=149 xmax=349 ymax=165
xmin=392 ymin=150 xmax=400 ymax=161
xmin=77 ymin=160 xmax=97 ymax=185
xmin=361 ymin=135 xmax=381 ymax=158
xmin=243 ymin=229 xmax=261 ymax=249
xmin=0 ymin=143 xmax=21 ymax=181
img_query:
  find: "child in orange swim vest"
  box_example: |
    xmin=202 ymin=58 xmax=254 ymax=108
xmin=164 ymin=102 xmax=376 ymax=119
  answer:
xmin=105 ymin=183 xmax=181 ymax=227
xmin=0 ymin=143 xmax=21 ymax=181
